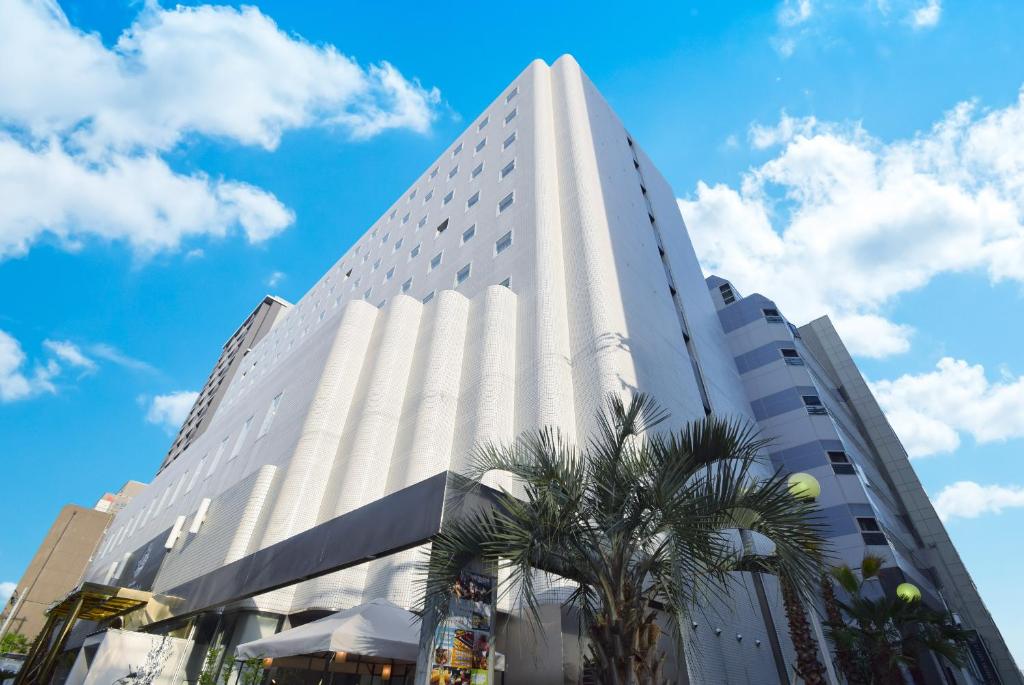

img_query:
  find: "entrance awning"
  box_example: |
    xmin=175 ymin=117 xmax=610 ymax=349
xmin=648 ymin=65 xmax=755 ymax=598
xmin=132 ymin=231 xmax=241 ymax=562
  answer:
xmin=235 ymin=599 xmax=421 ymax=662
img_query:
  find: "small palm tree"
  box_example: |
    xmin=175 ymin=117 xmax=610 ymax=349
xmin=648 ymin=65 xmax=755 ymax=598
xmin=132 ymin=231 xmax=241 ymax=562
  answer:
xmin=419 ymin=393 xmax=827 ymax=685
xmin=826 ymin=555 xmax=969 ymax=685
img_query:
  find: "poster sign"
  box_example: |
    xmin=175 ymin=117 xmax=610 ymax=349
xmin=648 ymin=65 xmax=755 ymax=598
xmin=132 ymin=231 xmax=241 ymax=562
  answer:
xmin=429 ymin=570 xmax=495 ymax=685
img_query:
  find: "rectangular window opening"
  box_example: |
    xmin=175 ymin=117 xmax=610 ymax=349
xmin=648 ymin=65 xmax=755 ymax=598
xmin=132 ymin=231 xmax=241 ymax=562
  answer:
xmin=462 ymin=225 xmax=476 ymax=243
xmin=495 ymin=231 xmax=512 ymax=254
xmin=456 ymin=263 xmax=471 ymax=286
xmin=498 ymin=192 xmax=514 ymax=213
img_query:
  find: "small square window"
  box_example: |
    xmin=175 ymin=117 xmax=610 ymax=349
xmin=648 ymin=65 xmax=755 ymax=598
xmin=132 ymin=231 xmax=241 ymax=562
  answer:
xmin=402 ymin=213 xmax=410 ymax=224
xmin=467 ymin=192 xmax=479 ymax=209
xmin=781 ymin=348 xmax=799 ymax=358
xmin=498 ymin=192 xmax=514 ymax=213
xmin=499 ymin=277 xmax=510 ymax=288
xmin=802 ymin=395 xmax=823 ymax=406
xmin=475 ymin=139 xmax=486 ymax=153
xmin=436 ymin=218 xmax=449 ymax=234
xmin=500 ymin=159 xmax=515 ymax=179
xmin=456 ymin=263 xmax=471 ymax=286
xmin=506 ymin=87 xmax=518 ymax=103
xmin=472 ymin=163 xmax=484 ymax=179
xmin=496 ymin=231 xmax=512 ymax=254
xmin=381 ymin=232 xmax=389 ymax=243
xmin=430 ymin=252 xmax=443 ymax=270
xmin=364 ymin=288 xmax=372 ymax=299
xmin=418 ymin=216 xmax=427 ymax=228
xmin=462 ymin=225 xmax=476 ymax=243
xmin=763 ymin=308 xmax=783 ymax=322
xmin=443 ymin=190 xmax=454 ymax=205
xmin=386 ymin=267 xmax=394 ymax=281
xmin=453 ymin=143 xmax=463 ymax=156
xmin=829 ymin=450 xmax=856 ymax=475
xmin=422 ymin=291 xmax=435 ymax=304
xmin=424 ymin=190 xmax=433 ymax=204
xmin=410 ymin=244 xmax=421 ymax=259
xmin=478 ymin=116 xmax=489 ymax=130
xmin=503 ymin=132 xmax=516 ymax=149
xmin=430 ymin=167 xmax=438 ymax=179
xmin=504 ymin=108 xmax=517 ymax=125
xmin=409 ymin=189 xmax=417 ymax=201
xmin=449 ymin=165 xmax=459 ymax=179
xmin=402 ymin=278 xmax=412 ymax=293
xmin=373 ymin=258 xmax=381 ymax=271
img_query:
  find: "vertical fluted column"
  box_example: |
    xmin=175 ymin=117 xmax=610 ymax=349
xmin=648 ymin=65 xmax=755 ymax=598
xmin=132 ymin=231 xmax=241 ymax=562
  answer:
xmin=524 ymin=59 xmax=577 ymax=438
xmin=257 ymin=301 xmax=379 ymax=549
xmin=224 ymin=464 xmax=278 ymax=563
xmin=307 ymin=294 xmax=424 ymax=609
xmin=550 ymin=55 xmax=637 ymax=440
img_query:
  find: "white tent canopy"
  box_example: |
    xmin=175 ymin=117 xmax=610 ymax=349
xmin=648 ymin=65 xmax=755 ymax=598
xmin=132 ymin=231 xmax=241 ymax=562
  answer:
xmin=235 ymin=598 xmax=421 ymax=662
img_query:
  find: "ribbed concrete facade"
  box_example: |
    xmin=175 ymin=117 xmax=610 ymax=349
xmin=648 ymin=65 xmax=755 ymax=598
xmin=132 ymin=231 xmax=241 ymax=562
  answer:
xmin=80 ymin=56 xmax=1017 ymax=684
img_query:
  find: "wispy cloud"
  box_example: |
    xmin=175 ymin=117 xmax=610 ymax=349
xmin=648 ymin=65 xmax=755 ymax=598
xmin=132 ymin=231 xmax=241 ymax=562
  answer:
xmin=932 ymin=481 xmax=1024 ymax=522
xmin=144 ymin=391 xmax=198 ymax=432
xmin=910 ymin=0 xmax=941 ymax=29
xmin=0 ymin=330 xmax=58 ymax=402
xmin=266 ymin=270 xmax=286 ymax=288
xmin=89 ymin=343 xmax=154 ymax=373
xmin=43 ymin=339 xmax=96 ymax=373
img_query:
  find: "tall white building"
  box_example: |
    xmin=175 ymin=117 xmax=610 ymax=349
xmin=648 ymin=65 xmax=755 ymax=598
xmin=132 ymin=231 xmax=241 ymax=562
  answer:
xmin=71 ymin=56 xmax=1018 ymax=685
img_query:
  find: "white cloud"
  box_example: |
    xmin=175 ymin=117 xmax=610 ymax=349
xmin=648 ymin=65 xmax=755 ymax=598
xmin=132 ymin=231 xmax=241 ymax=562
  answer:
xmin=89 ymin=343 xmax=153 ymax=373
xmin=680 ymin=88 xmax=1024 ymax=357
xmin=0 ymin=581 xmax=15 ymax=607
xmin=266 ymin=271 xmax=286 ymax=288
xmin=910 ymin=0 xmax=941 ymax=28
xmin=778 ymin=0 xmax=813 ymax=27
xmin=0 ymin=330 xmax=58 ymax=402
xmin=870 ymin=358 xmax=1024 ymax=458
xmin=932 ymin=481 xmax=1024 ymax=521
xmin=42 ymin=339 xmax=96 ymax=372
xmin=0 ymin=1 xmax=440 ymax=259
xmin=145 ymin=391 xmax=199 ymax=432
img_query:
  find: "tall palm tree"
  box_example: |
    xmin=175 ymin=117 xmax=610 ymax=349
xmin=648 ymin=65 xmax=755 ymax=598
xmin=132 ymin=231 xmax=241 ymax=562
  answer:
xmin=826 ymin=555 xmax=969 ymax=685
xmin=419 ymin=392 xmax=827 ymax=685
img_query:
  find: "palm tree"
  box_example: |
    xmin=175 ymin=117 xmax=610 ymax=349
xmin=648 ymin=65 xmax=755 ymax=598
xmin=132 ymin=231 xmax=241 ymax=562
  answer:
xmin=419 ymin=392 xmax=828 ymax=685
xmin=826 ymin=555 xmax=969 ymax=685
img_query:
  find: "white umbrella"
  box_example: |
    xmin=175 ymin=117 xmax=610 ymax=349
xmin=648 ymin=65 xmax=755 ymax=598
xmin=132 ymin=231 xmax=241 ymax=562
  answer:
xmin=235 ymin=598 xmax=421 ymax=662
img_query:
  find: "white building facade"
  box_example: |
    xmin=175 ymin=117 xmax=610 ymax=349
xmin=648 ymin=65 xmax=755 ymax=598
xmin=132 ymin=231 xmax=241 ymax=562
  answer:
xmin=79 ymin=56 xmax=1019 ymax=685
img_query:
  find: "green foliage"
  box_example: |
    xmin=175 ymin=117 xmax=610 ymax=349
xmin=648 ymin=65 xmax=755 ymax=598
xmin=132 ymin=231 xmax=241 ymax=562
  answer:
xmin=418 ymin=392 xmax=828 ymax=685
xmin=825 ymin=556 xmax=969 ymax=685
xmin=220 ymin=652 xmax=237 ymax=685
xmin=0 ymin=631 xmax=30 ymax=655
xmin=198 ymin=647 xmax=221 ymax=685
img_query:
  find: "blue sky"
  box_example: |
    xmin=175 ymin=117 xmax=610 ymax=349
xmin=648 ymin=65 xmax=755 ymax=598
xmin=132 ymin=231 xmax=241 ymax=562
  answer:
xmin=1 ymin=0 xmax=1023 ymax=663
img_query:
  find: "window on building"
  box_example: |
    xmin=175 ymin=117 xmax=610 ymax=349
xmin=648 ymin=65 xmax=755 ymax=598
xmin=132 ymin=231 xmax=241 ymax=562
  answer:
xmin=478 ymin=116 xmax=489 ymax=130
xmin=449 ymin=165 xmax=459 ymax=179
xmin=499 ymin=277 xmax=511 ymax=288
xmin=394 ymin=237 xmax=403 ymax=251
xmin=453 ymin=143 xmax=463 ymax=157
xmin=402 ymin=213 xmax=410 ymax=224
xmin=763 ymin=308 xmax=784 ymax=322
xmin=495 ymin=231 xmax=513 ymax=254
xmin=462 ymin=225 xmax=476 ymax=243
xmin=389 ymin=210 xmax=396 ymax=220
xmin=857 ymin=517 xmax=887 ymax=545
xmin=345 ymin=269 xmax=352 ymax=279
xmin=504 ymin=108 xmax=517 ymax=125
xmin=498 ymin=192 xmax=514 ymax=213
xmin=718 ymin=283 xmax=735 ymax=304
xmin=456 ymin=263 xmax=471 ymax=286
xmin=472 ymin=162 xmax=484 ymax=179
xmin=409 ymin=189 xmax=417 ymax=201
xmin=501 ymin=159 xmax=515 ymax=179
xmin=373 ymin=258 xmax=381 ymax=271
xmin=386 ymin=267 xmax=394 ymax=281
xmin=418 ymin=216 xmax=427 ymax=229
xmin=781 ymin=348 xmax=803 ymax=365
xmin=257 ymin=393 xmax=283 ymax=439
xmin=467 ymin=192 xmax=479 ymax=210
xmin=503 ymin=132 xmax=516 ymax=149
xmin=424 ymin=190 xmax=433 ymax=203
xmin=829 ymin=450 xmax=856 ymax=475
xmin=506 ymin=87 xmax=518 ymax=103
xmin=228 ymin=416 xmax=253 ymax=461
xmin=402 ymin=278 xmax=412 ymax=293
xmin=410 ymin=243 xmax=421 ymax=259
xmin=378 ymin=300 xmax=386 ymax=308
xmin=437 ymin=218 xmax=449 ymax=234
xmin=430 ymin=166 xmax=438 ymax=179
xmin=475 ymin=139 xmax=486 ymax=153
xmin=430 ymin=252 xmax=443 ymax=270
xmin=207 ymin=435 xmax=230 ymax=476
xmin=443 ymin=190 xmax=454 ymax=205
xmin=803 ymin=395 xmax=828 ymax=415
xmin=364 ymin=287 xmax=372 ymax=299
xmin=423 ymin=291 xmax=435 ymax=304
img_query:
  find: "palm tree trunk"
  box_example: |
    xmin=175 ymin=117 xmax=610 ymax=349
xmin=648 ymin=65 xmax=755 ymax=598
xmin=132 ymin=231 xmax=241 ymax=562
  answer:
xmin=781 ymin=576 xmax=827 ymax=685
xmin=820 ymin=575 xmax=864 ymax=685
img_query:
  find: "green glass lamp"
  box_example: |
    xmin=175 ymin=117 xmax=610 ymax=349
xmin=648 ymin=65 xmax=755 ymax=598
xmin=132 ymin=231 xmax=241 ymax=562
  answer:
xmin=787 ymin=472 xmax=821 ymax=500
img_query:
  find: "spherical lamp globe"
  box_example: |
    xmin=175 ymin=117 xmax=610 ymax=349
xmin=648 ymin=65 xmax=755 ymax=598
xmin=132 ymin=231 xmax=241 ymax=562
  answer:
xmin=896 ymin=582 xmax=922 ymax=603
xmin=787 ymin=472 xmax=821 ymax=500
